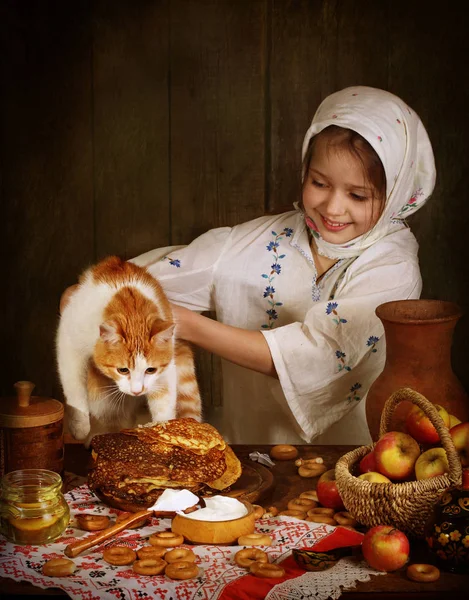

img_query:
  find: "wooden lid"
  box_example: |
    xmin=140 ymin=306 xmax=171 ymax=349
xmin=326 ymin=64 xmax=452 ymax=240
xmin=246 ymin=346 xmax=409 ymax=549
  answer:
xmin=0 ymin=381 xmax=64 ymax=428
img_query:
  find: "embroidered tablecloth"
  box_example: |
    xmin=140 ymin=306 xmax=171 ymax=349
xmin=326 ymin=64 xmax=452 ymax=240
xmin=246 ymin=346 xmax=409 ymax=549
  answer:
xmin=0 ymin=483 xmax=385 ymax=600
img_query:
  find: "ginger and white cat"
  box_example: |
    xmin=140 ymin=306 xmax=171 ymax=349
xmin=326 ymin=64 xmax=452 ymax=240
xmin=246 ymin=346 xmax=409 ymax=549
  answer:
xmin=56 ymin=256 xmax=202 ymax=447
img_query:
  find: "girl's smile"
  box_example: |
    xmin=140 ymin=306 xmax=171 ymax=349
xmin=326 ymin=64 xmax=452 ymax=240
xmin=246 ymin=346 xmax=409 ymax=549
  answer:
xmin=319 ymin=215 xmax=352 ymax=231
xmin=302 ymin=135 xmax=384 ymax=244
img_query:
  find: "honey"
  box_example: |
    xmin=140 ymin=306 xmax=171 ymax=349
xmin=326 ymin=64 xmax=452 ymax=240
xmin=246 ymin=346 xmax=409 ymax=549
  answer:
xmin=0 ymin=469 xmax=70 ymax=544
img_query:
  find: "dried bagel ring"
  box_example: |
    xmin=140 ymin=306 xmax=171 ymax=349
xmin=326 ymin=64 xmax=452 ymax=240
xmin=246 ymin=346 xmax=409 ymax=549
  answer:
xmin=149 ymin=531 xmax=184 ymax=547
xmin=252 ymin=504 xmax=265 ymax=519
xmin=305 ymin=514 xmax=337 ymax=526
xmin=278 ymin=509 xmax=306 ymax=519
xmin=103 ymin=546 xmax=136 ymax=566
xmin=234 ymin=548 xmax=268 ymax=568
xmin=137 ymin=545 xmax=166 ymax=560
xmin=270 ymin=445 xmax=298 ymax=461
xmin=165 ymin=560 xmax=199 ymax=580
xmin=76 ymin=514 xmax=111 ymax=531
xmin=307 ymin=507 xmax=335 ymax=517
xmin=164 ymin=547 xmax=196 ymax=564
xmin=237 ymin=533 xmax=272 ymax=546
xmin=406 ymin=563 xmax=440 ymax=583
xmin=299 ymin=490 xmax=318 ymax=502
xmin=287 ymin=497 xmax=317 ymax=512
xmin=262 ymin=506 xmax=279 ymax=518
xmin=333 ymin=511 xmax=358 ymax=527
xmin=133 ymin=557 xmax=167 ymax=576
xmin=42 ymin=558 xmax=77 ymax=577
xmin=116 ymin=511 xmax=149 ymax=529
xmin=250 ymin=561 xmax=285 ymax=578
xmin=298 ymin=463 xmax=328 ymax=478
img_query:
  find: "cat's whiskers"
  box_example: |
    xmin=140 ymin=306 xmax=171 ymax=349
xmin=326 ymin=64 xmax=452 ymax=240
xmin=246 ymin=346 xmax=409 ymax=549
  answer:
xmin=98 ymin=387 xmax=123 ymax=407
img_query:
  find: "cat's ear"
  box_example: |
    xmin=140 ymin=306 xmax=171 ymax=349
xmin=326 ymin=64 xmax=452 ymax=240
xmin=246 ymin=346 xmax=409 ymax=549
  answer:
xmin=150 ymin=321 xmax=175 ymax=345
xmin=99 ymin=320 xmax=123 ymax=344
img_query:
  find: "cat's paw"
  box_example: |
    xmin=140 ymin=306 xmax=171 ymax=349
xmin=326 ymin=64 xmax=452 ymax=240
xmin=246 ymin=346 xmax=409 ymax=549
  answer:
xmin=66 ymin=406 xmax=90 ymax=441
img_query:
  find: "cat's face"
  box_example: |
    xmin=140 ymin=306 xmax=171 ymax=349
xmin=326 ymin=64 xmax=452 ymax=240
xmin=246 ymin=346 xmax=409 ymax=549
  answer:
xmin=93 ymin=318 xmax=175 ymax=396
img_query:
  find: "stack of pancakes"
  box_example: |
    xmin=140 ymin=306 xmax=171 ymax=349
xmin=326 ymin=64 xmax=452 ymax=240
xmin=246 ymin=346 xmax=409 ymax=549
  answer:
xmin=88 ymin=418 xmax=242 ymax=512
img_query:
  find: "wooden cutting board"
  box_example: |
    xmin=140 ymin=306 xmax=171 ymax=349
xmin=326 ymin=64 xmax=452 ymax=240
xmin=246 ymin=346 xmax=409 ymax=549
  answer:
xmin=223 ymin=460 xmax=275 ymax=504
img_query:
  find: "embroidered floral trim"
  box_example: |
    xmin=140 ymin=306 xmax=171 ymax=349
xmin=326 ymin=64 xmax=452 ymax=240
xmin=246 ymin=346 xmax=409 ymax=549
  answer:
xmin=336 ymin=350 xmax=352 ymax=372
xmin=396 ymin=188 xmax=424 ymax=217
xmin=347 ymin=383 xmax=362 ymax=404
xmin=261 ymin=228 xmax=293 ymax=329
xmin=326 ymin=302 xmax=347 ymax=325
xmin=161 ymin=256 xmax=181 ymax=268
xmin=312 ymin=283 xmax=321 ymax=302
xmin=366 ymin=336 xmax=380 ymax=353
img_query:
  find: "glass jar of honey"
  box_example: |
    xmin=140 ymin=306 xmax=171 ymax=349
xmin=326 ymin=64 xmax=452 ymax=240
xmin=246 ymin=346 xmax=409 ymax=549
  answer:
xmin=0 ymin=469 xmax=70 ymax=544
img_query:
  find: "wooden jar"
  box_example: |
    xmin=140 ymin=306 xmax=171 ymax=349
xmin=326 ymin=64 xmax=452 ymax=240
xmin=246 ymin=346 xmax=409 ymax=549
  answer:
xmin=171 ymin=500 xmax=255 ymax=544
xmin=0 ymin=381 xmax=64 ymax=476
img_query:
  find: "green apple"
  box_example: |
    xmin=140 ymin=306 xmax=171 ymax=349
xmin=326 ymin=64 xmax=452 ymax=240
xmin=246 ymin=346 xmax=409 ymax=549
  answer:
xmin=415 ymin=447 xmax=449 ymax=480
xmin=358 ymin=471 xmax=392 ymax=483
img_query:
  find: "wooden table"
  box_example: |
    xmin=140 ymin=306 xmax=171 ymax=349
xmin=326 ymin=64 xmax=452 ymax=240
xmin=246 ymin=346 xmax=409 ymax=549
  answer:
xmin=1 ymin=443 xmax=467 ymax=598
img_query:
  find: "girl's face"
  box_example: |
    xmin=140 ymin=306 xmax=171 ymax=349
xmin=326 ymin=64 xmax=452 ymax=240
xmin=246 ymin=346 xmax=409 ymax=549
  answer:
xmin=302 ymin=136 xmax=385 ymax=245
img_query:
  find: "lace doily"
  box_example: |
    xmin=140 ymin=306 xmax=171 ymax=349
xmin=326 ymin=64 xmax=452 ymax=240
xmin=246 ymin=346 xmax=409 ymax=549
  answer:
xmin=265 ymin=555 xmax=386 ymax=600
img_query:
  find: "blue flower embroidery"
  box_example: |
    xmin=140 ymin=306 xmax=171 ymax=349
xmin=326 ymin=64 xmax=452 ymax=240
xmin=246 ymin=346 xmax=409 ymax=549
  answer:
xmin=336 ymin=350 xmax=352 ymax=372
xmin=261 ymin=227 xmax=292 ymax=329
xmin=347 ymin=383 xmax=362 ymax=404
xmin=326 ymin=302 xmax=347 ymax=325
xmin=271 ymin=263 xmax=281 ymax=274
xmin=366 ymin=335 xmax=380 ymax=353
xmin=162 ymin=256 xmax=181 ymax=268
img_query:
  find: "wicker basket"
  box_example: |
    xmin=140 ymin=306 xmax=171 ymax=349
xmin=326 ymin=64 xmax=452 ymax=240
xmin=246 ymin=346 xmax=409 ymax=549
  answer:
xmin=335 ymin=387 xmax=462 ymax=538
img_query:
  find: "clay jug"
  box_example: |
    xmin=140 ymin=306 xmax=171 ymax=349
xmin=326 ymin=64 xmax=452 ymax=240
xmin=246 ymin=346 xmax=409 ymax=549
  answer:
xmin=366 ymin=299 xmax=469 ymax=441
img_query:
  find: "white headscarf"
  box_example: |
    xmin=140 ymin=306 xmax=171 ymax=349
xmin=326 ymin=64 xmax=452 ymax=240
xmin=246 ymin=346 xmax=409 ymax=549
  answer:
xmin=300 ymin=86 xmax=436 ymax=259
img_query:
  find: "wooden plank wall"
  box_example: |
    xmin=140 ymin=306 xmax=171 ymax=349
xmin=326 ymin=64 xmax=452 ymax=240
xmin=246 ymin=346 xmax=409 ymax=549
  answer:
xmin=1 ymin=1 xmax=468 ymax=412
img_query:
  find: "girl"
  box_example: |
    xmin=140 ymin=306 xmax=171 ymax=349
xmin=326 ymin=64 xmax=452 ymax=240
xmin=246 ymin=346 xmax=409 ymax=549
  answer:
xmin=130 ymin=86 xmax=436 ymax=445
xmin=63 ymin=86 xmax=436 ymax=445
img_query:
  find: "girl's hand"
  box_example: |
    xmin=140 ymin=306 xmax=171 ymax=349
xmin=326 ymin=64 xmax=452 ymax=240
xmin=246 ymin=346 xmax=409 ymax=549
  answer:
xmin=170 ymin=303 xmax=194 ymax=339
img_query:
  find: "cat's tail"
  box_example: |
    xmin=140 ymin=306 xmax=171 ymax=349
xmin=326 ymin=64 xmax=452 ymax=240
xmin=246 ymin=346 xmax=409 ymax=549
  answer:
xmin=175 ymin=341 xmax=203 ymax=422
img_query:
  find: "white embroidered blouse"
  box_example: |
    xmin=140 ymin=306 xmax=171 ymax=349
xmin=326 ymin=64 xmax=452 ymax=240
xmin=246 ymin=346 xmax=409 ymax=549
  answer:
xmin=131 ymin=207 xmax=421 ymax=445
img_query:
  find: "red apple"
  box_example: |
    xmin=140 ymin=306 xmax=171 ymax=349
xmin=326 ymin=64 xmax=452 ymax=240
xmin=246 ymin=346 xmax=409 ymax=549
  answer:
xmin=359 ymin=450 xmax=378 ymax=474
xmin=358 ymin=472 xmax=392 ymax=483
xmin=415 ymin=447 xmax=449 ymax=480
xmin=405 ymin=403 xmax=450 ymax=445
xmin=362 ymin=525 xmax=410 ymax=572
xmin=374 ymin=431 xmax=420 ymax=481
xmin=449 ymin=422 xmax=469 ymax=467
xmin=316 ymin=469 xmax=345 ymax=511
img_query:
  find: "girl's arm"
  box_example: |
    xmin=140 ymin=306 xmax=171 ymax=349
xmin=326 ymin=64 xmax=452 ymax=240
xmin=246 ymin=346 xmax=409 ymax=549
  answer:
xmin=172 ymin=304 xmax=277 ymax=378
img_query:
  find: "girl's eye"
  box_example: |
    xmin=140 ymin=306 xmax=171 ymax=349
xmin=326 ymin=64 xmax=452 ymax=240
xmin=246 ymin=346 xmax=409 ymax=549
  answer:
xmin=117 ymin=367 xmax=129 ymax=374
xmin=312 ymin=180 xmax=326 ymax=188
xmin=145 ymin=367 xmax=157 ymax=374
xmin=350 ymin=192 xmax=367 ymax=201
